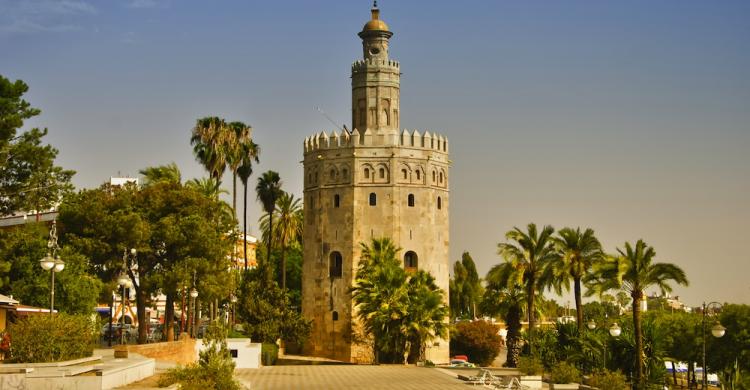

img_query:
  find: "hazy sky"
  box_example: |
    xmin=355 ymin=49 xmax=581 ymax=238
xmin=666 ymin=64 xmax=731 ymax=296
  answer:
xmin=2 ymin=0 xmax=749 ymax=306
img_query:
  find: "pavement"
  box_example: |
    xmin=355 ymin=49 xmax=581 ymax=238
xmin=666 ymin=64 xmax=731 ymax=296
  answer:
xmin=235 ymin=365 xmax=470 ymax=390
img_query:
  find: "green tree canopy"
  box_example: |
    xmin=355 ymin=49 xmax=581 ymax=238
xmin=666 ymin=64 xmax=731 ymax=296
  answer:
xmin=449 ymin=251 xmax=482 ymax=319
xmin=0 ymin=75 xmax=74 ymax=217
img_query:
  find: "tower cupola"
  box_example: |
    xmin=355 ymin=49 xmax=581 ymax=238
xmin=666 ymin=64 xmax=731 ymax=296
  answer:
xmin=358 ymin=1 xmax=393 ymax=60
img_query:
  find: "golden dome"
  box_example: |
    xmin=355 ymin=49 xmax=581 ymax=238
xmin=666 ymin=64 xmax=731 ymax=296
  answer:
xmin=363 ymin=18 xmax=389 ymax=32
xmin=362 ymin=4 xmax=389 ymax=32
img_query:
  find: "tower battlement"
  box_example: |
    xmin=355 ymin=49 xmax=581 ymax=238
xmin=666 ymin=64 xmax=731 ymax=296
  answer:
xmin=304 ymin=129 xmax=449 ymax=154
xmin=351 ymin=59 xmax=400 ymax=72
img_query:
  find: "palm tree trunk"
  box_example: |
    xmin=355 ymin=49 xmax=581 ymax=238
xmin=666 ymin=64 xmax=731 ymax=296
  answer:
xmin=232 ymin=173 xmax=237 ymax=215
xmin=266 ymin=211 xmax=273 ymax=283
xmin=165 ymin=293 xmax=175 ymax=342
xmin=633 ymin=290 xmax=644 ymax=390
xmin=243 ymin=183 xmax=248 ymax=270
xmin=574 ymin=277 xmax=583 ymax=332
xmin=280 ymin=244 xmax=286 ymax=290
xmin=527 ymin=282 xmax=535 ymax=356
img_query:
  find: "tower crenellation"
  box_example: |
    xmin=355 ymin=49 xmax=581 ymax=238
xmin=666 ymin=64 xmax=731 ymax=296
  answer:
xmin=302 ymin=3 xmax=450 ymax=364
xmin=304 ymin=129 xmax=449 ymax=153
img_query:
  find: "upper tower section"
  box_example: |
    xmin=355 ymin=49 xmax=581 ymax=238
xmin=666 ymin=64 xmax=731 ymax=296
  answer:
xmin=351 ymin=2 xmax=400 ymax=136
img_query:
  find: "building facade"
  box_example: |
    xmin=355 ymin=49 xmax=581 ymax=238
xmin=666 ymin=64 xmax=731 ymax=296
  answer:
xmin=301 ymin=4 xmax=450 ymax=364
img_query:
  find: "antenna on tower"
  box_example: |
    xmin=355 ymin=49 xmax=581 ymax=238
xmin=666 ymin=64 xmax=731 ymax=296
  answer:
xmin=315 ymin=106 xmax=349 ymax=134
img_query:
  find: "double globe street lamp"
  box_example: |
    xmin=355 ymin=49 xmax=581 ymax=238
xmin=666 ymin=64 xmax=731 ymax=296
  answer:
xmin=587 ymin=319 xmax=622 ymax=369
xmin=39 ymin=221 xmax=64 ymax=316
xmin=702 ymin=302 xmax=726 ymax=389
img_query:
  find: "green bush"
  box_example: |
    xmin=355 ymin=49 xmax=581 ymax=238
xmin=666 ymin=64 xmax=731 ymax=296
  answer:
xmin=159 ymin=322 xmax=240 ymax=390
xmin=9 ymin=314 xmax=97 ymax=363
xmin=550 ymin=361 xmax=581 ymax=384
xmin=449 ymin=320 xmax=503 ymax=366
xmin=589 ymin=369 xmax=629 ymax=390
xmin=261 ymin=342 xmax=279 ymax=366
xmin=517 ymin=356 xmax=544 ymax=375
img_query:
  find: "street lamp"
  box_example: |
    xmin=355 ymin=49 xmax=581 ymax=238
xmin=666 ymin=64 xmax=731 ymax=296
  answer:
xmin=230 ymin=294 xmax=238 ymax=326
xmin=190 ymin=287 xmax=199 ymax=338
xmin=587 ymin=320 xmax=622 ymax=369
xmin=118 ymin=248 xmax=135 ymax=344
xmin=39 ymin=221 xmax=64 ymax=316
xmin=702 ymin=302 xmax=726 ymax=389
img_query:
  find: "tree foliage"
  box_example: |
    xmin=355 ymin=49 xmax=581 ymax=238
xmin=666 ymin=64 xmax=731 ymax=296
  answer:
xmin=0 ymin=75 xmax=74 ymax=217
xmin=450 ymin=320 xmax=503 ymax=366
xmin=449 ymin=251 xmax=482 ymax=319
xmin=235 ymin=269 xmax=310 ymax=344
xmin=58 ymin=172 xmax=235 ymax=343
xmin=351 ymin=238 xmax=449 ymax=363
xmin=0 ymin=223 xmax=101 ymax=314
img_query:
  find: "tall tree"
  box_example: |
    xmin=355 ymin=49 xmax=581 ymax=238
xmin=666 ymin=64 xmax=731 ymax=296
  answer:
xmin=587 ymin=240 xmax=688 ymax=389
xmin=546 ymin=227 xmax=604 ymax=331
xmin=255 ymin=171 xmax=282 ymax=280
xmin=0 ymin=75 xmax=74 ymax=217
xmin=482 ymin=265 xmax=544 ymax=367
xmin=260 ymin=192 xmax=302 ymax=289
xmin=190 ymin=116 xmax=229 ymax=182
xmin=495 ymin=223 xmax=556 ymax=354
xmin=449 ymin=252 xmax=482 ymax=319
xmin=236 ymin=139 xmax=260 ymax=270
xmin=224 ymin=122 xmax=251 ymax=215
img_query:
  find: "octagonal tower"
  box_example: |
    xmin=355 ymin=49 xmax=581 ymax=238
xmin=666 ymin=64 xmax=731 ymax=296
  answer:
xmin=301 ymin=3 xmax=450 ymax=364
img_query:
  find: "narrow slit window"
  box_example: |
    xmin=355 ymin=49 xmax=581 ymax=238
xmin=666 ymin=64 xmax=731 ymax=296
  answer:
xmin=369 ymin=193 xmax=377 ymax=206
xmin=329 ymin=252 xmax=343 ymax=278
xmin=334 ymin=194 xmax=340 ymax=208
xmin=364 ymin=168 xmax=370 ymax=179
xmin=379 ymin=168 xmax=385 ymax=179
xmin=437 ymin=196 xmax=442 ymax=210
xmin=408 ymin=194 xmax=415 ymax=207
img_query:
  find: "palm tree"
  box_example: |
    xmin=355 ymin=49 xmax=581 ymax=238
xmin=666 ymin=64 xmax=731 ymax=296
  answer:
xmin=546 ymin=227 xmax=604 ymax=331
xmin=352 ymin=238 xmax=407 ymax=363
xmin=190 ymin=116 xmax=230 ymax=182
xmin=481 ymin=270 xmax=527 ymax=367
xmin=588 ymin=240 xmax=688 ymax=389
xmin=404 ymin=270 xmax=449 ymax=363
xmin=225 ymin=121 xmax=252 ymax=215
xmin=260 ymin=192 xmax=302 ymax=289
xmin=186 ymin=177 xmax=227 ymax=199
xmin=255 ymin=171 xmax=282 ymax=279
xmin=139 ymin=163 xmax=182 ymax=186
xmin=495 ymin=223 xmax=556 ymax=355
xmin=237 ymin=140 xmax=260 ymax=270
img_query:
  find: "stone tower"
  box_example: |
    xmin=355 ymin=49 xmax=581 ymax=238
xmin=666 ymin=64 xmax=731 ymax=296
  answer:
xmin=301 ymin=3 xmax=450 ymax=364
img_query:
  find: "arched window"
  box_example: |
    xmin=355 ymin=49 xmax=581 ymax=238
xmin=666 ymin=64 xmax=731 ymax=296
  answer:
xmin=329 ymin=252 xmax=343 ymax=278
xmin=315 ymin=172 xmax=319 ymax=184
xmin=342 ymin=168 xmax=348 ymax=179
xmin=330 ymin=169 xmax=336 ymax=180
xmin=334 ymin=194 xmax=340 ymax=208
xmin=437 ymin=196 xmax=442 ymax=210
xmin=408 ymin=194 xmax=415 ymax=207
xmin=416 ymin=170 xmax=421 ymax=181
xmin=379 ymin=168 xmax=385 ymax=179
xmin=369 ymin=193 xmax=377 ymax=206
xmin=401 ymin=169 xmax=407 ymax=180
xmin=332 ymin=311 xmax=339 ymax=321
xmin=364 ymin=167 xmax=370 ymax=179
xmin=432 ymin=170 xmax=436 ymax=183
xmin=404 ymin=251 xmax=418 ymax=270
xmin=439 ymin=172 xmax=444 ymax=184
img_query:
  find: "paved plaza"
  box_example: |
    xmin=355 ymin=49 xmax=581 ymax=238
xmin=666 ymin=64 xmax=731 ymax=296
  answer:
xmin=235 ymin=365 xmax=468 ymax=390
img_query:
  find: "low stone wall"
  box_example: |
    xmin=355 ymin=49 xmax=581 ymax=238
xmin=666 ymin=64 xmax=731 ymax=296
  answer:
xmin=122 ymin=338 xmax=197 ymax=365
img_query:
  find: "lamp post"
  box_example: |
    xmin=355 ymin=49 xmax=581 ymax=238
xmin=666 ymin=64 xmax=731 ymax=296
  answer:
xmin=587 ymin=320 xmax=621 ymax=370
xmin=702 ymin=302 xmax=726 ymax=389
xmin=117 ymin=248 xmax=136 ymax=344
xmin=39 ymin=221 xmax=64 ymax=316
xmin=190 ymin=287 xmax=198 ymax=338
xmin=230 ymin=294 xmax=238 ymax=326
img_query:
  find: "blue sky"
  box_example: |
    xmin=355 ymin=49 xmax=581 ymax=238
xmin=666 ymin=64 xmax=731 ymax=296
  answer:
xmin=1 ymin=0 xmax=749 ymax=305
